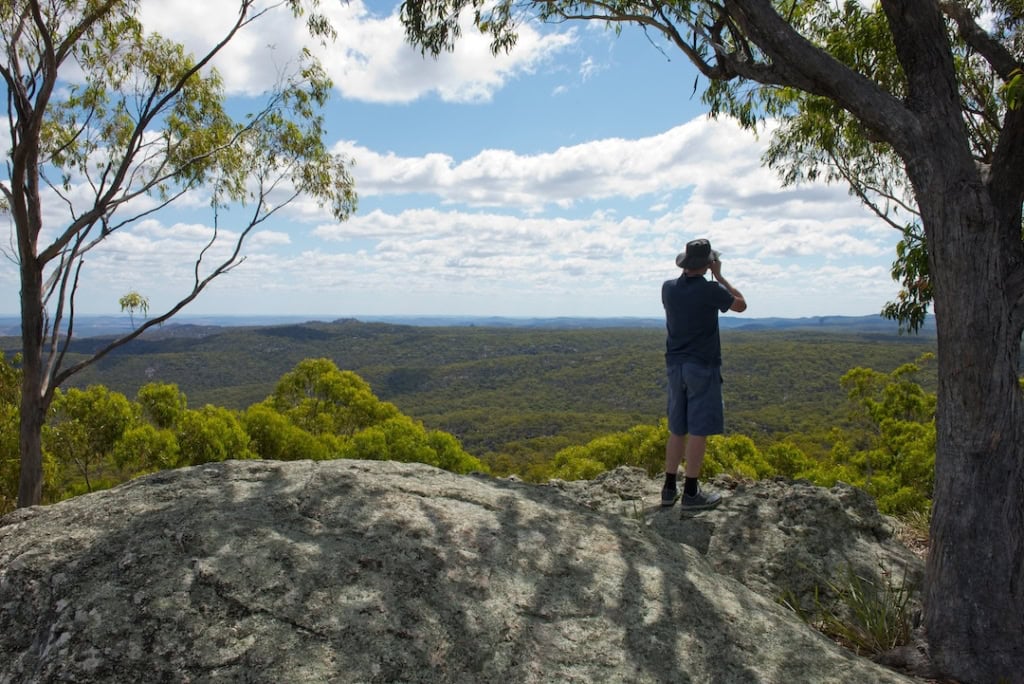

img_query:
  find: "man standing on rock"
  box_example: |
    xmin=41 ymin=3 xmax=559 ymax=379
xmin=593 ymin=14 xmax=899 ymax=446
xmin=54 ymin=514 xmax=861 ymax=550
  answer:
xmin=661 ymin=238 xmax=747 ymax=510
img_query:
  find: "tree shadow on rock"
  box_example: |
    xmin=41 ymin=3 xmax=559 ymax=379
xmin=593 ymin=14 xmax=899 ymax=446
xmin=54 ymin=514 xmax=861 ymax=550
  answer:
xmin=0 ymin=460 xmax=914 ymax=683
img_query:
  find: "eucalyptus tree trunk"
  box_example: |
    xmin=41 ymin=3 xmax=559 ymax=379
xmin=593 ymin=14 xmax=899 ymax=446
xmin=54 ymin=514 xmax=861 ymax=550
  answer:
xmin=914 ymin=158 xmax=1024 ymax=682
xmin=16 ymin=262 xmax=48 ymax=508
xmin=871 ymin=2 xmax=1024 ymax=678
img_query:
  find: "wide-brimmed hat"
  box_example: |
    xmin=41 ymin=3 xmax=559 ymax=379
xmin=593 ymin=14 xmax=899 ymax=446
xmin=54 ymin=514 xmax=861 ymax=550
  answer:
xmin=676 ymin=239 xmax=719 ymax=269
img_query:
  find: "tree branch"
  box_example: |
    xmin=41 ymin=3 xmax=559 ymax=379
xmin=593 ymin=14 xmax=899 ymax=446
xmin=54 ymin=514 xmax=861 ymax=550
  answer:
xmin=45 ymin=255 xmax=85 ymax=402
xmin=35 ymin=2 xmax=260 ymax=268
xmin=939 ymin=1 xmax=1021 ymax=80
xmin=722 ymin=0 xmax=922 ymax=150
xmin=989 ymin=98 xmax=1024 ymax=216
xmin=50 ymin=186 xmax=278 ymax=387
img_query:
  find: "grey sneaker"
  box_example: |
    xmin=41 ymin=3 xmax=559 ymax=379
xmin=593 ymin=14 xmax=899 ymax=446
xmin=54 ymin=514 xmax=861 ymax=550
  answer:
xmin=661 ymin=486 xmax=680 ymax=508
xmin=681 ymin=487 xmax=722 ymax=511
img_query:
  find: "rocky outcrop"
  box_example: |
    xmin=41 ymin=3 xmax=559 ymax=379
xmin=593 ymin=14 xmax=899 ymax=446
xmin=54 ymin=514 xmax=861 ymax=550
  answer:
xmin=1 ymin=460 xmax=922 ymax=683
xmin=552 ymin=468 xmax=923 ymax=617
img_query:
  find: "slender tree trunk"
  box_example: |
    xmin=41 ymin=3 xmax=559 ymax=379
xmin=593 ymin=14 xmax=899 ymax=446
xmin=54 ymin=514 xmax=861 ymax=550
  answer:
xmin=17 ymin=394 xmax=46 ymax=507
xmin=921 ymin=177 xmax=1024 ymax=683
xmin=17 ymin=259 xmax=47 ymax=508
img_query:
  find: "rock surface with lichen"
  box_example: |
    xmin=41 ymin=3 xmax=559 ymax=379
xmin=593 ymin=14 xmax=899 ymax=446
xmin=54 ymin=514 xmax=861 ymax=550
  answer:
xmin=1 ymin=459 xmax=923 ymax=683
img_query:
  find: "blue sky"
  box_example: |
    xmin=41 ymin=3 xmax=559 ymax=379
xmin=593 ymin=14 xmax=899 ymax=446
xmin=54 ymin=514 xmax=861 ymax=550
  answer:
xmin=1 ymin=0 xmax=904 ymax=320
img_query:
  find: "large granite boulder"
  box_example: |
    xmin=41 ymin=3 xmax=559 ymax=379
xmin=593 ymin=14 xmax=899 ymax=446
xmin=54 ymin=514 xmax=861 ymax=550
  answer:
xmin=552 ymin=467 xmax=923 ymax=616
xmin=1 ymin=459 xmax=920 ymax=683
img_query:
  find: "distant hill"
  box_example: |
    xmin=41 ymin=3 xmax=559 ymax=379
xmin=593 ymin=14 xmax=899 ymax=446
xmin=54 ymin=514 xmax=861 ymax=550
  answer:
xmin=0 ymin=312 xmax=935 ymax=338
xmin=0 ymin=316 xmax=940 ymax=474
xmin=722 ymin=314 xmax=936 ymax=334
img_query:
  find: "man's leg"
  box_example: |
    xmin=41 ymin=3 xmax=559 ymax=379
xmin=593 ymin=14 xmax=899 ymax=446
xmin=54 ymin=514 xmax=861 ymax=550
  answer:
xmin=661 ymin=432 xmax=686 ymax=507
xmin=683 ymin=435 xmax=707 ymax=478
xmin=677 ymin=362 xmax=722 ymax=510
xmin=665 ymin=432 xmax=686 ymax=475
xmin=680 ymin=433 xmax=721 ymax=510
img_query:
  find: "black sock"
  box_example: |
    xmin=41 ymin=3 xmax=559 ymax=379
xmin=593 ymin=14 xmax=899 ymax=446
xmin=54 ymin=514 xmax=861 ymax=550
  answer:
xmin=683 ymin=476 xmax=699 ymax=497
xmin=664 ymin=472 xmax=677 ymax=490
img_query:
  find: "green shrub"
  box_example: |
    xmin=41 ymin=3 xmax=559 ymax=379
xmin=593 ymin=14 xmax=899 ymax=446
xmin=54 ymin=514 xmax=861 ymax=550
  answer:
xmin=112 ymin=424 xmax=180 ymax=474
xmin=764 ymin=441 xmax=814 ymax=478
xmin=243 ymin=403 xmax=329 ymax=461
xmin=175 ymin=405 xmax=252 ymax=465
xmin=705 ymin=435 xmax=775 ymax=479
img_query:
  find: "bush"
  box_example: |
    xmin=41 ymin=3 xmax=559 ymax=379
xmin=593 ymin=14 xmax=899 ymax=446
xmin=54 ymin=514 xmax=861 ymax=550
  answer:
xmin=175 ymin=405 xmax=252 ymax=465
xmin=339 ymin=415 xmax=485 ymax=474
xmin=243 ymin=403 xmax=329 ymax=461
xmin=705 ymin=435 xmax=775 ymax=479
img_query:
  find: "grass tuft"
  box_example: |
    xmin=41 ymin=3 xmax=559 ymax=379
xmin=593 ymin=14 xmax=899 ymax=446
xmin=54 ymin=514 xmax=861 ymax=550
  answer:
xmin=782 ymin=562 xmax=918 ymax=657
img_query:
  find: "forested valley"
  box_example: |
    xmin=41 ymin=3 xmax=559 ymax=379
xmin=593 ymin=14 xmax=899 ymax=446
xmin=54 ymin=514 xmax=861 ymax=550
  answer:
xmin=1 ymin=319 xmax=941 ymax=520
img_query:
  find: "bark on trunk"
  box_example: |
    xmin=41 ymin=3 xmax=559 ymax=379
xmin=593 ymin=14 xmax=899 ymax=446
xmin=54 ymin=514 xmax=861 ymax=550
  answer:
xmin=871 ymin=3 xmax=1024 ymax=680
xmin=16 ymin=393 xmax=45 ymax=507
xmin=920 ymin=176 xmax=1024 ymax=683
xmin=16 ymin=259 xmax=48 ymax=508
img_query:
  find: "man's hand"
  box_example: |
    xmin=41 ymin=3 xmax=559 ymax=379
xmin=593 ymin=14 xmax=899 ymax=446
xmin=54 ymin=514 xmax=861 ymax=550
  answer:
xmin=709 ymin=258 xmax=722 ymax=281
xmin=710 ymin=259 xmax=747 ymax=312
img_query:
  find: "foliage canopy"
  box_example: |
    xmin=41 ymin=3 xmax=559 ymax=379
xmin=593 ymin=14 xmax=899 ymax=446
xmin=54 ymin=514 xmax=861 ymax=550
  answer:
xmin=2 ymin=0 xmax=357 ymax=507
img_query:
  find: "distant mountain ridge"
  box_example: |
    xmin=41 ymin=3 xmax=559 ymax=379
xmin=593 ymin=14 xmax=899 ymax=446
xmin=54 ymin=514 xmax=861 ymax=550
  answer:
xmin=0 ymin=315 xmax=940 ymax=472
xmin=0 ymin=312 xmax=935 ymax=338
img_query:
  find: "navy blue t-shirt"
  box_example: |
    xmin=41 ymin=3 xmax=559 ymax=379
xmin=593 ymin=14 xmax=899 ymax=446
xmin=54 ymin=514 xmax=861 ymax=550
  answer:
xmin=662 ymin=275 xmax=734 ymax=366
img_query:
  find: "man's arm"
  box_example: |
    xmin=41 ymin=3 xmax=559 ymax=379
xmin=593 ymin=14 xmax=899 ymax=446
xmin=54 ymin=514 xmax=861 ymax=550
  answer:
xmin=709 ymin=260 xmax=747 ymax=312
